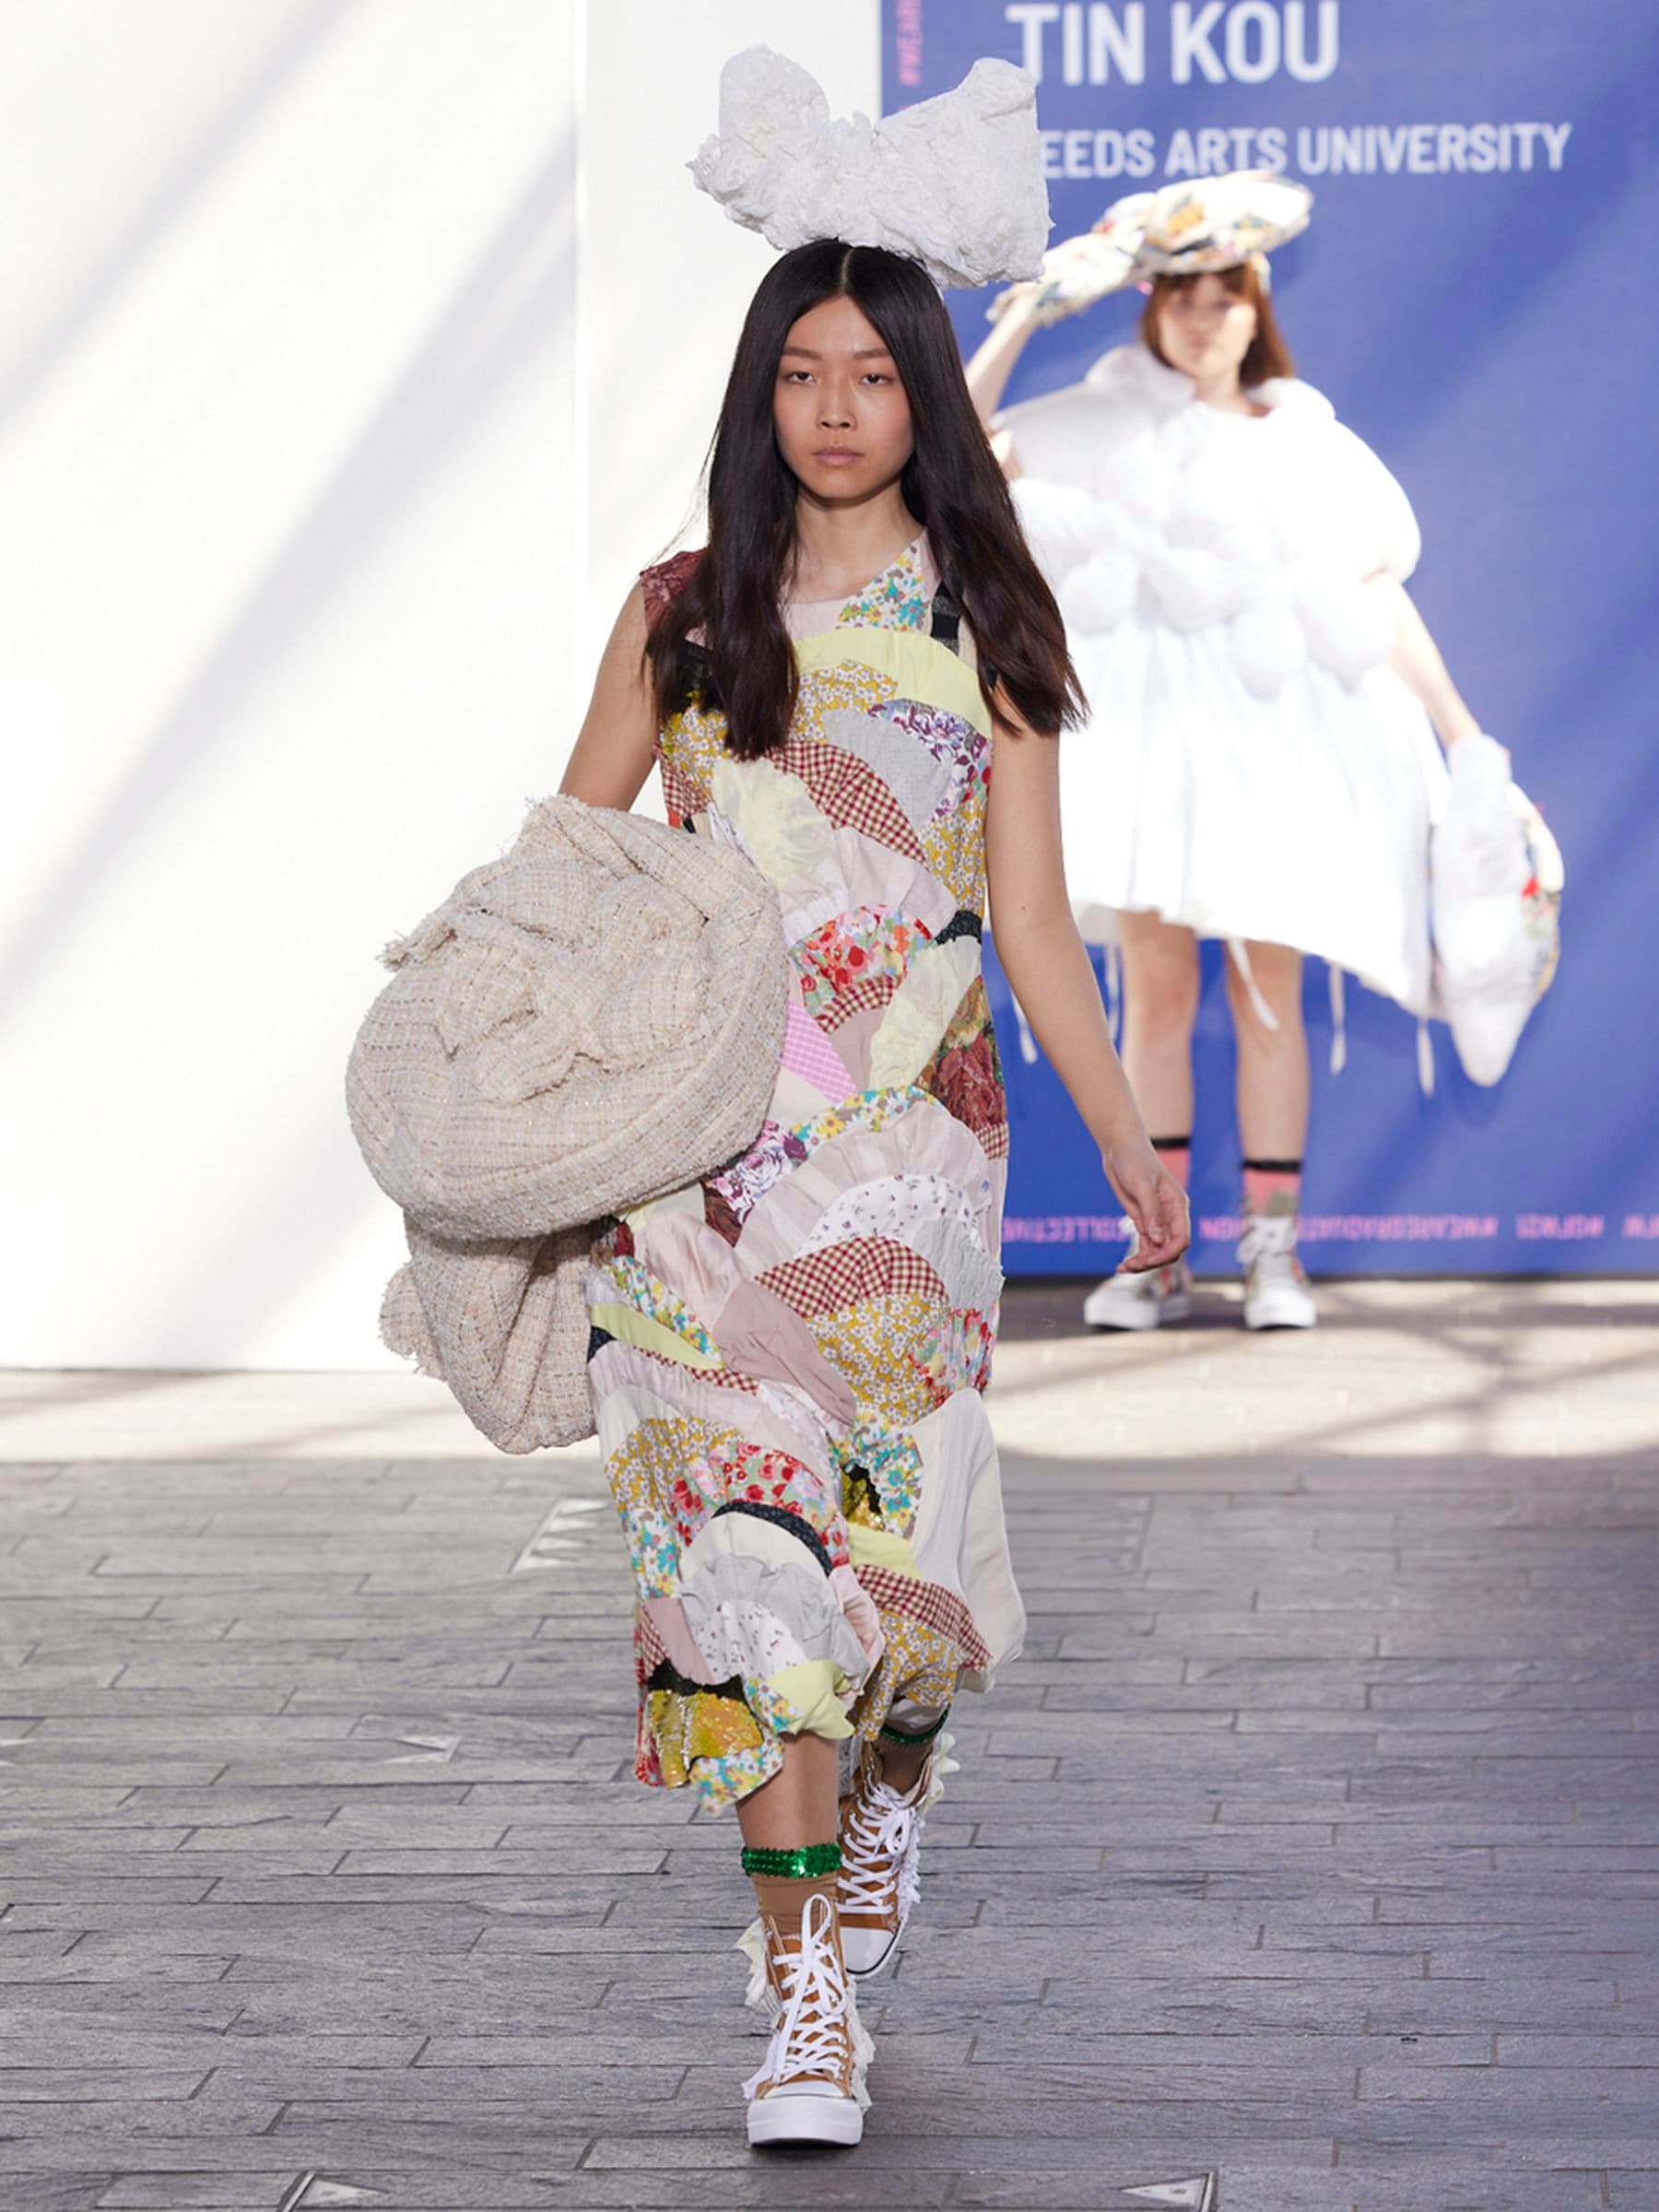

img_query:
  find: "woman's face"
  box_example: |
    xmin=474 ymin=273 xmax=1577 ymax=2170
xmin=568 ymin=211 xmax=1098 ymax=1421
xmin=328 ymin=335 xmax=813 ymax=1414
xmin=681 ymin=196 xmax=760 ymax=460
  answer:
xmin=772 ymin=294 xmax=914 ymax=504
xmin=1154 ymin=273 xmax=1257 ymax=384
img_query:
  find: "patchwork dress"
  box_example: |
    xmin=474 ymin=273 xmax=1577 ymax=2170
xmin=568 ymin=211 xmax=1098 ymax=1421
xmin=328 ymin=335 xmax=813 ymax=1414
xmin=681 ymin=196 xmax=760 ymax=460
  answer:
xmin=585 ymin=536 xmax=1025 ymax=1813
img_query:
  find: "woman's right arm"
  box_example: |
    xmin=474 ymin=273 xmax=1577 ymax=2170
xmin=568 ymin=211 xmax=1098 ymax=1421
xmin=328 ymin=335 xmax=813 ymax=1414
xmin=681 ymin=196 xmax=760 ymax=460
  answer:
xmin=558 ymin=583 xmax=659 ymax=811
xmin=1371 ymin=575 xmax=1483 ymax=751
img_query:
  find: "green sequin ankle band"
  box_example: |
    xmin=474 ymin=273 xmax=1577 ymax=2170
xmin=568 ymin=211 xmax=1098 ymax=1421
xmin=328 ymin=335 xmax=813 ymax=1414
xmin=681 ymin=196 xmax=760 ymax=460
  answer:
xmin=879 ymin=1706 xmax=950 ymax=1747
xmin=740 ymin=1841 xmax=841 ymax=1880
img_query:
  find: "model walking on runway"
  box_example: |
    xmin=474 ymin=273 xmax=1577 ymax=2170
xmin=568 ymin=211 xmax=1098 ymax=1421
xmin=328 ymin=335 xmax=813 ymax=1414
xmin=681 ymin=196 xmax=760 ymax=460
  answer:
xmin=557 ymin=51 xmax=1185 ymax=2147
xmin=968 ymin=174 xmax=1486 ymax=1332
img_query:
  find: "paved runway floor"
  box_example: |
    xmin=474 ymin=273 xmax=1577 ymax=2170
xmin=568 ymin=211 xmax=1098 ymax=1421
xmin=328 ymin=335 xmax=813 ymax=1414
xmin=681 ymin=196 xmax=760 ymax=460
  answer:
xmin=1 ymin=1277 xmax=1656 ymax=2211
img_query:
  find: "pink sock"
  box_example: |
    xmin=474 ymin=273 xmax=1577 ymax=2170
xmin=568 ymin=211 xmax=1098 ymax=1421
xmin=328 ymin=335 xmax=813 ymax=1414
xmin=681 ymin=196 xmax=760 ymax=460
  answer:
xmin=1152 ymin=1138 xmax=1191 ymax=1189
xmin=1241 ymin=1160 xmax=1301 ymax=1218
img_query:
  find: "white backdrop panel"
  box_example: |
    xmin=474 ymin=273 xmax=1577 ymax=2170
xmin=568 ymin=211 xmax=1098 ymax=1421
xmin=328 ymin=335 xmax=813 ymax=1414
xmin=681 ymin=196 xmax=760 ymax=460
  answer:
xmin=1 ymin=0 xmax=877 ymax=1371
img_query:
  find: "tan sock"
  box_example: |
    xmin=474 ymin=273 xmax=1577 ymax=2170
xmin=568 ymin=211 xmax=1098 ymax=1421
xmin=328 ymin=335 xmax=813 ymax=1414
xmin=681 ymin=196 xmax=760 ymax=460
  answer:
xmin=751 ymin=1869 xmax=841 ymax=1938
xmin=878 ymin=1700 xmax=948 ymax=1794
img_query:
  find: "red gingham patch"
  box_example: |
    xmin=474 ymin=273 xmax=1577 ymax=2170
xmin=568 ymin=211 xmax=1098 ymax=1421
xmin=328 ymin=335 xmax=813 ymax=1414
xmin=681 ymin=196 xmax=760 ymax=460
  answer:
xmin=853 ymin=1566 xmax=993 ymax=1674
xmin=659 ymin=759 xmax=709 ymax=829
xmin=773 ymin=736 xmax=927 ymax=865
xmin=634 ymin=1603 xmax=669 ymax=1687
xmin=759 ymin=1236 xmax=947 ymax=1319
xmin=817 ymin=971 xmax=899 ymax=1034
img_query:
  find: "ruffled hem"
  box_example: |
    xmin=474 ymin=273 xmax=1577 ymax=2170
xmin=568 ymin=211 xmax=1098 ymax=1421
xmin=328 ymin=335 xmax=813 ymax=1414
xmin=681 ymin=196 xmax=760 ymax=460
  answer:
xmin=631 ymin=1562 xmax=994 ymax=1812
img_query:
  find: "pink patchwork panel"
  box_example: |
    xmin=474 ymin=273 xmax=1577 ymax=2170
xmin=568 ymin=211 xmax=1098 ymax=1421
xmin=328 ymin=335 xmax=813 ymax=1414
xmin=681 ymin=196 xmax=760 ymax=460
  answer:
xmin=782 ymin=998 xmax=856 ymax=1101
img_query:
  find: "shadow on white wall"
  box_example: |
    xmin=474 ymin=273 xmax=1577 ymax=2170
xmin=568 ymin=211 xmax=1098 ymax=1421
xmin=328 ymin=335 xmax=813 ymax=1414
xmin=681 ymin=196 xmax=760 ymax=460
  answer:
xmin=0 ymin=0 xmax=879 ymax=1372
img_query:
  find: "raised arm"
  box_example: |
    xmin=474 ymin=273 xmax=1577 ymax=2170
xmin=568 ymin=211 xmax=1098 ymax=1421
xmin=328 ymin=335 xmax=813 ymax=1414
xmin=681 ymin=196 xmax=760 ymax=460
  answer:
xmin=984 ymin=694 xmax=1189 ymax=1272
xmin=963 ymin=291 xmax=1041 ymax=435
xmin=559 ymin=583 xmax=660 ymax=811
xmin=1370 ymin=575 xmax=1483 ymax=751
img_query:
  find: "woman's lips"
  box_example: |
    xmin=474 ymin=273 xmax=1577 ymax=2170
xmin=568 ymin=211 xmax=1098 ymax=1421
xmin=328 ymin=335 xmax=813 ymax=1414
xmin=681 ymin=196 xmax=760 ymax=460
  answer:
xmin=814 ymin=449 xmax=863 ymax=465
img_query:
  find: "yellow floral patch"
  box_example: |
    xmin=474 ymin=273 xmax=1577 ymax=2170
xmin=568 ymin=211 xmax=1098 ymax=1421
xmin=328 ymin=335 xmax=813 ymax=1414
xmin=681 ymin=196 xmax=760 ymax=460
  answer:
xmin=922 ymin=807 xmax=989 ymax=915
xmin=605 ymin=1411 xmax=747 ymax=1596
xmin=849 ymin=1613 xmax=964 ymax=1748
xmin=789 ymin=658 xmax=899 ymax=746
xmin=809 ymin=1291 xmax=943 ymax=1429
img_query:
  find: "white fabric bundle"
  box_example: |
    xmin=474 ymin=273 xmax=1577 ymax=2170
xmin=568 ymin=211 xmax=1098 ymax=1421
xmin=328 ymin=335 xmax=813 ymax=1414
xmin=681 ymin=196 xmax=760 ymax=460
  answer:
xmin=1430 ymin=733 xmax=1563 ymax=1085
xmin=689 ymin=46 xmax=1049 ymax=290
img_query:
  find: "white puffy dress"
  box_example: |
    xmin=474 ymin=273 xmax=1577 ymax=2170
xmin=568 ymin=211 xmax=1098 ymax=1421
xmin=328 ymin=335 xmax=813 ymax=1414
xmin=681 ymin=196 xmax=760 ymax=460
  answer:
xmin=1000 ymin=343 xmax=1448 ymax=1013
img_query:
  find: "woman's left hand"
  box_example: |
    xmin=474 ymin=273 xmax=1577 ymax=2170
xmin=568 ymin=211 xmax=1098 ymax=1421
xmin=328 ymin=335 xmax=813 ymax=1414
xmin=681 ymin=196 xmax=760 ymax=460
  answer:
xmin=1103 ymin=1139 xmax=1191 ymax=1273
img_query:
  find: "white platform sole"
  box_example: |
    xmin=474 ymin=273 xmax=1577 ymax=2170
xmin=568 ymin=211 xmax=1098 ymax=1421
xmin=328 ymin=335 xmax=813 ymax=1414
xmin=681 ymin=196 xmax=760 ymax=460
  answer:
xmin=747 ymin=2090 xmax=865 ymax=2147
xmin=841 ymin=1923 xmax=901 ymax=1979
xmin=1243 ymin=1286 xmax=1317 ymax=1330
xmin=1083 ymin=1279 xmax=1192 ymax=1332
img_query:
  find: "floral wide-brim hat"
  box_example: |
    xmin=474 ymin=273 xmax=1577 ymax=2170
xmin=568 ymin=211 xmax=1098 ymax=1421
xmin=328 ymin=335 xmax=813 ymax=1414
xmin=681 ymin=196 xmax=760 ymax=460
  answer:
xmin=990 ymin=168 xmax=1312 ymax=324
xmin=1131 ymin=170 xmax=1312 ymax=277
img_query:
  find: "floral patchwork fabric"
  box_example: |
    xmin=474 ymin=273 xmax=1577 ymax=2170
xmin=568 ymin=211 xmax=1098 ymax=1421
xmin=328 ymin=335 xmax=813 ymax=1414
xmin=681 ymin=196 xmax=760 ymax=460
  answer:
xmin=591 ymin=535 xmax=1023 ymax=1812
xmin=834 ymin=535 xmax=932 ymax=632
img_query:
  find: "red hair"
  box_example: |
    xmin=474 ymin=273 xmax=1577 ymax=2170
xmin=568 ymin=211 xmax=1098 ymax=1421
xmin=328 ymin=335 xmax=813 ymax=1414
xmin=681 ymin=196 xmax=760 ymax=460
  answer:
xmin=1139 ymin=261 xmax=1294 ymax=387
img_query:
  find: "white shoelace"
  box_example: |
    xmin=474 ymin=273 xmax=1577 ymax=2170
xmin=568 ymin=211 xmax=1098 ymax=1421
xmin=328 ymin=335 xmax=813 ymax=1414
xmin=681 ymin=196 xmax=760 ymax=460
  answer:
xmin=839 ymin=1776 xmax=923 ymax=1924
xmin=1238 ymin=1211 xmax=1301 ymax=1280
xmin=744 ymin=1893 xmax=854 ymax=2100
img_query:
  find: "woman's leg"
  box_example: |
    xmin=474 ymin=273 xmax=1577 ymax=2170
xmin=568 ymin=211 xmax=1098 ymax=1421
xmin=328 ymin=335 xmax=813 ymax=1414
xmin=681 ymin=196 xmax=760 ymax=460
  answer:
xmin=737 ymin=1732 xmax=842 ymax=1924
xmin=1224 ymin=939 xmax=1316 ymax=1329
xmin=1118 ymin=909 xmax=1201 ymax=1141
xmin=738 ymin=1730 xmax=866 ymax=2144
xmin=1224 ymin=938 xmax=1309 ymax=1162
xmin=736 ymin=1732 xmax=841 ymax=1848
xmin=1085 ymin=912 xmax=1199 ymax=1327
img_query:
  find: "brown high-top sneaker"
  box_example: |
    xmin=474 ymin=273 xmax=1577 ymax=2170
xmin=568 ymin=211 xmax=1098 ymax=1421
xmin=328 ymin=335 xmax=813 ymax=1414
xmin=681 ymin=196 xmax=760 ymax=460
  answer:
xmin=836 ymin=1737 xmax=938 ymax=1978
xmin=743 ymin=1890 xmax=870 ymax=2147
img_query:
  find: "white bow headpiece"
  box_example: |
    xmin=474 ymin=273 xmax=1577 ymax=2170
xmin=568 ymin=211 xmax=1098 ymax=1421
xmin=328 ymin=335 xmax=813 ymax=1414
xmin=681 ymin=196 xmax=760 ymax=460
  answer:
xmin=689 ymin=46 xmax=1051 ymax=292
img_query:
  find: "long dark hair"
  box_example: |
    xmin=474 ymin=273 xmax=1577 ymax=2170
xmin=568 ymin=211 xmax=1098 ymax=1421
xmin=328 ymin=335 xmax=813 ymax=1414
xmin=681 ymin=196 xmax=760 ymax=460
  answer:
xmin=648 ymin=240 xmax=1084 ymax=759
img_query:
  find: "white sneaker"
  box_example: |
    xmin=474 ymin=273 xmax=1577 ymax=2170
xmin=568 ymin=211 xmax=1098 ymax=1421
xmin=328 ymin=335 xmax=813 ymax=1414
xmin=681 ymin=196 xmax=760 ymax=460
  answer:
xmin=743 ymin=1892 xmax=871 ymax=2147
xmin=1239 ymin=1211 xmax=1317 ymax=1330
xmin=837 ymin=1738 xmax=940 ymax=1979
xmin=1083 ymin=1259 xmax=1192 ymax=1331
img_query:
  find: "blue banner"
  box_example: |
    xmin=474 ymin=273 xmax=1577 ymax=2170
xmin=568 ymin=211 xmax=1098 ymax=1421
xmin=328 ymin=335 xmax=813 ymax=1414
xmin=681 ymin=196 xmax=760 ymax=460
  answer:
xmin=884 ymin=0 xmax=1659 ymax=1276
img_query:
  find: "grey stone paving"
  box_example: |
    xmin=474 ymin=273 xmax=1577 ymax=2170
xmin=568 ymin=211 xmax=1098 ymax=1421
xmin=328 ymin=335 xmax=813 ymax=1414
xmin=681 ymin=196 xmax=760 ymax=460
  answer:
xmin=1 ymin=1279 xmax=1657 ymax=2211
